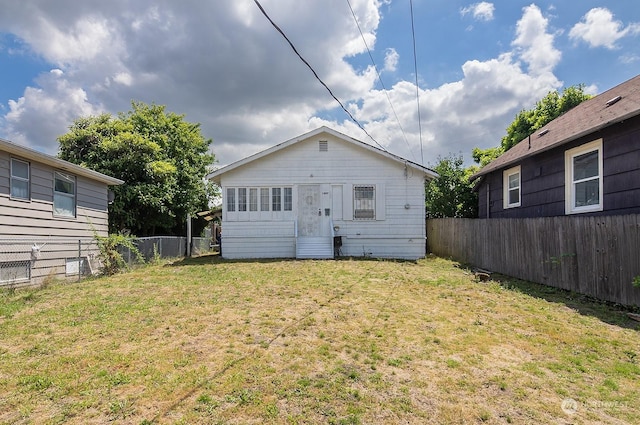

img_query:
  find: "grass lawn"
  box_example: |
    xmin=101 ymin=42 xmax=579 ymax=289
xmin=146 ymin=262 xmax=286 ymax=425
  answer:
xmin=1 ymin=254 xmax=639 ymax=424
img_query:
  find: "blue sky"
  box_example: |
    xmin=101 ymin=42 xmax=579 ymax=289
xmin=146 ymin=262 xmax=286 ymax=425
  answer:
xmin=0 ymin=1 xmax=639 ymax=168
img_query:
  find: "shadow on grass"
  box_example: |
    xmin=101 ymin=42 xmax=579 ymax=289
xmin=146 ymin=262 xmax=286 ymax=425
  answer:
xmin=165 ymin=253 xmax=418 ymax=267
xmin=484 ymin=271 xmax=640 ymax=330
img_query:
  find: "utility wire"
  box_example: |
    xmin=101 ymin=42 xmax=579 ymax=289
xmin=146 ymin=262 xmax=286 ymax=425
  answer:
xmin=345 ymin=0 xmax=418 ymax=163
xmin=409 ymin=0 xmax=424 ymax=164
xmin=252 ymin=0 xmax=387 ymax=151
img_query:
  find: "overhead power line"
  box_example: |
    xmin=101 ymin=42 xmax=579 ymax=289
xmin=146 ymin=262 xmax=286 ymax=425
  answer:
xmin=409 ymin=0 xmax=424 ymax=164
xmin=345 ymin=0 xmax=418 ymax=163
xmin=252 ymin=0 xmax=387 ymax=151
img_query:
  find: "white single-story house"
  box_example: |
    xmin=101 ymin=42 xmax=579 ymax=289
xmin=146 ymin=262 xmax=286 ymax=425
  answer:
xmin=207 ymin=127 xmax=437 ymax=260
xmin=0 ymin=137 xmax=124 ymax=286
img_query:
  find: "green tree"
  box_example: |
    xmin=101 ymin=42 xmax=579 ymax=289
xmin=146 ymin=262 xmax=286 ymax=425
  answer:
xmin=425 ymin=154 xmax=478 ymax=218
xmin=473 ymin=84 xmax=592 ymax=165
xmin=58 ymin=102 xmax=217 ymax=236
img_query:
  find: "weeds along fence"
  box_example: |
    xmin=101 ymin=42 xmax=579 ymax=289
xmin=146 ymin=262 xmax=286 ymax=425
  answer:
xmin=0 ymin=236 xmax=215 ymax=288
xmin=0 ymin=238 xmax=99 ymax=288
xmin=427 ymin=215 xmax=640 ymax=307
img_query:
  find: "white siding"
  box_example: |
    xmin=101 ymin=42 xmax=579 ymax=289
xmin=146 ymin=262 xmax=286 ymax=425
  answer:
xmin=216 ymin=132 xmax=428 ymax=260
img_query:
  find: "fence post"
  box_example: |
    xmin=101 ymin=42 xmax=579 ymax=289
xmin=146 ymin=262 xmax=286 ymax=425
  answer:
xmin=78 ymin=239 xmax=82 ymax=282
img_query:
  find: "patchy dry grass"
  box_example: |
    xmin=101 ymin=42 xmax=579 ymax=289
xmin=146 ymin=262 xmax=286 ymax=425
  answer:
xmin=0 ymin=255 xmax=638 ymax=424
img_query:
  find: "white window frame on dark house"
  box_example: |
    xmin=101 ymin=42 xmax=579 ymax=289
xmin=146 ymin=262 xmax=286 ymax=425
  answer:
xmin=10 ymin=158 xmax=30 ymax=200
xmin=503 ymin=165 xmax=521 ymax=209
xmin=354 ymin=185 xmax=375 ymax=220
xmin=565 ymin=139 xmax=603 ymax=214
xmin=53 ymin=171 xmax=76 ymax=218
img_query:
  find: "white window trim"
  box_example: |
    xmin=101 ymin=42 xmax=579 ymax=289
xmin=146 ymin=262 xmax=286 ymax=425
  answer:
xmin=503 ymin=165 xmax=521 ymax=209
xmin=564 ymin=139 xmax=603 ymax=215
xmin=353 ymin=185 xmax=375 ymax=220
xmin=53 ymin=171 xmax=76 ymax=218
xmin=10 ymin=158 xmax=30 ymax=200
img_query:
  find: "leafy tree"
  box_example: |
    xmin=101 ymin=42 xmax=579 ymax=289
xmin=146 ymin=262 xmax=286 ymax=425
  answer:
xmin=58 ymin=102 xmax=217 ymax=236
xmin=473 ymin=84 xmax=592 ymax=165
xmin=426 ymin=154 xmax=478 ymax=218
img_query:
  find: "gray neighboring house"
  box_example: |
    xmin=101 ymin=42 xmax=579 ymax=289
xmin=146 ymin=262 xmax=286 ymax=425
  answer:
xmin=0 ymin=138 xmax=123 ymax=286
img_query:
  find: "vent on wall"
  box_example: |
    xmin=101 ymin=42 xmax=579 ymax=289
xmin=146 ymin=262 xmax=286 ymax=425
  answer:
xmin=319 ymin=140 xmax=328 ymax=152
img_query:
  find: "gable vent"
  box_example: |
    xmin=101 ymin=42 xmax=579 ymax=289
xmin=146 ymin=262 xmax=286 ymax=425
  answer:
xmin=319 ymin=140 xmax=328 ymax=152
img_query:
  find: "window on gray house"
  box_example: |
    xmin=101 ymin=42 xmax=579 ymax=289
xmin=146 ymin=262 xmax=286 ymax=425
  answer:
xmin=10 ymin=158 xmax=30 ymax=200
xmin=53 ymin=171 xmax=76 ymax=217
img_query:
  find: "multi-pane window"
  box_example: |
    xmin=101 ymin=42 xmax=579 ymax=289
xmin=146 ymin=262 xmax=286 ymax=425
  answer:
xmin=249 ymin=188 xmax=258 ymax=211
xmin=503 ymin=166 xmax=521 ymax=208
xmin=272 ymin=188 xmax=282 ymax=211
xmin=226 ymin=188 xmax=236 ymax=212
xmin=284 ymin=187 xmax=293 ymax=211
xmin=260 ymin=188 xmax=270 ymax=211
xmin=10 ymin=158 xmax=30 ymax=200
xmin=565 ymin=140 xmax=603 ymax=214
xmin=227 ymin=187 xmax=292 ymax=214
xmin=238 ymin=188 xmax=247 ymax=211
xmin=354 ymin=185 xmax=375 ymax=219
xmin=53 ymin=171 xmax=76 ymax=217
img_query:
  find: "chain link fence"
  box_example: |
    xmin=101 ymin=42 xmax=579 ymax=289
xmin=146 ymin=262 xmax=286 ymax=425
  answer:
xmin=1 ymin=236 xmax=217 ymax=288
xmin=0 ymin=238 xmax=99 ymax=288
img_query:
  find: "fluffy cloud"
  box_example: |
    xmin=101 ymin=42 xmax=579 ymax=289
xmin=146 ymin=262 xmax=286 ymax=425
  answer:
xmin=3 ymin=69 xmax=100 ymax=152
xmin=569 ymin=7 xmax=640 ymax=49
xmin=460 ymin=2 xmax=495 ymax=22
xmin=0 ymin=0 xmax=563 ymax=167
xmin=512 ymin=4 xmax=562 ymax=76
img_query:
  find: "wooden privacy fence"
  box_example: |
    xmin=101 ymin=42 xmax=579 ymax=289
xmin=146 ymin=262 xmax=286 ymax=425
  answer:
xmin=427 ymin=215 xmax=640 ymax=307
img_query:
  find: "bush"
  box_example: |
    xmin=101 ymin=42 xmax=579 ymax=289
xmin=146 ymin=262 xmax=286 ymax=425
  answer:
xmin=94 ymin=233 xmax=144 ymax=276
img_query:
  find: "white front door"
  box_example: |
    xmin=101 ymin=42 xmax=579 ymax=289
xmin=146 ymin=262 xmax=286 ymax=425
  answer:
xmin=298 ymin=185 xmax=331 ymax=237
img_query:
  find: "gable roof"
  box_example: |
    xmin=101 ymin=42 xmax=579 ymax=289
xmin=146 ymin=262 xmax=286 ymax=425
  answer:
xmin=207 ymin=126 xmax=437 ymax=183
xmin=1 ymin=138 xmax=124 ymax=186
xmin=473 ymin=73 xmax=640 ymax=179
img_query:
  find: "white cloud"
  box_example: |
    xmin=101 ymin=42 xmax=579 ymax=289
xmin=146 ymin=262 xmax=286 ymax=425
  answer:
xmin=0 ymin=0 xmax=564 ymax=168
xmin=383 ymin=48 xmax=399 ymax=72
xmin=512 ymin=4 xmax=561 ymax=76
xmin=460 ymin=2 xmax=495 ymax=22
xmin=3 ymin=69 xmax=100 ymax=153
xmin=569 ymin=7 xmax=640 ymax=49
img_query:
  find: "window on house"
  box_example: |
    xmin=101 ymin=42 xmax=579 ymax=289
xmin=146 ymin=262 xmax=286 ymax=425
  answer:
xmin=249 ymin=188 xmax=258 ymax=211
xmin=226 ymin=188 xmax=236 ymax=212
xmin=53 ymin=171 xmax=76 ymax=217
xmin=284 ymin=187 xmax=293 ymax=211
xmin=0 ymin=260 xmax=31 ymax=283
xmin=10 ymin=158 xmax=30 ymax=200
xmin=238 ymin=188 xmax=247 ymax=212
xmin=565 ymin=139 xmax=603 ymax=214
xmin=503 ymin=166 xmax=521 ymax=208
xmin=354 ymin=185 xmax=375 ymax=219
xmin=272 ymin=188 xmax=282 ymax=211
xmin=260 ymin=188 xmax=270 ymax=211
